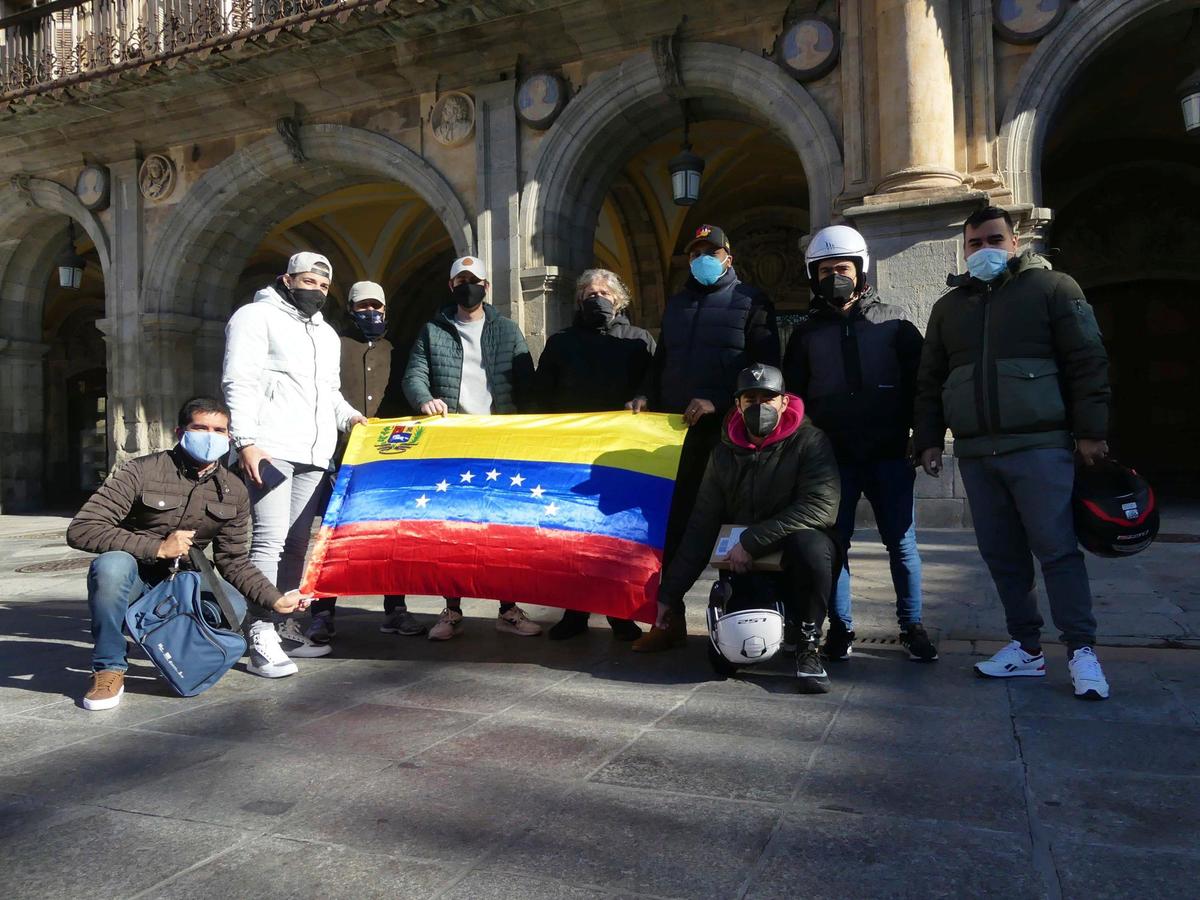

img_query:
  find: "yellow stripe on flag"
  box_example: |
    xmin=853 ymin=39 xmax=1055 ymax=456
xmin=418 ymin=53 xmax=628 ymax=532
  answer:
xmin=344 ymin=412 xmax=687 ymax=480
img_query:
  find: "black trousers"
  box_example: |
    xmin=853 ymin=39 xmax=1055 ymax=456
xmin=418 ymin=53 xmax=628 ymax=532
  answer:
xmin=728 ymin=528 xmax=840 ymax=628
xmin=662 ymin=417 xmax=723 ymax=612
xmin=310 ymin=595 xmax=406 ymax=617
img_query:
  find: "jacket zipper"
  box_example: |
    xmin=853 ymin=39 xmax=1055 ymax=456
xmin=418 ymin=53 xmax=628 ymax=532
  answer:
xmin=308 ymin=323 xmax=320 ymax=462
xmin=979 ymin=284 xmax=995 ymax=446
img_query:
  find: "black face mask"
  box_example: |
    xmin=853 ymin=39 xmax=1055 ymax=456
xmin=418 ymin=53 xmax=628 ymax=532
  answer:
xmin=580 ymin=294 xmax=616 ymax=329
xmin=289 ymin=288 xmax=326 ymax=318
xmin=742 ymin=402 xmax=780 ymax=439
xmin=452 ymin=282 xmax=486 ymax=310
xmin=351 ymin=309 xmax=387 ymax=339
xmin=815 ymin=273 xmax=857 ymax=305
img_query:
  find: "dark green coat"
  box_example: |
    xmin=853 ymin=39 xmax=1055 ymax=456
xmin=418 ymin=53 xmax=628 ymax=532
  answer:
xmin=401 ymin=303 xmax=534 ymax=414
xmin=913 ymin=252 xmax=1110 ymax=458
xmin=658 ymin=403 xmax=841 ymax=607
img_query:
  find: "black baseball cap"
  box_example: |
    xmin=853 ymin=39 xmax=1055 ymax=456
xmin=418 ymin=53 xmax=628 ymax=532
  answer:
xmin=684 ymin=224 xmax=731 ymax=254
xmin=734 ymin=364 xmax=785 ymax=398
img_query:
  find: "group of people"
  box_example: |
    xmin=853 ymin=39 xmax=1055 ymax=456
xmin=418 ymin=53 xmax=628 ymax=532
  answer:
xmin=68 ymin=208 xmax=1115 ymax=710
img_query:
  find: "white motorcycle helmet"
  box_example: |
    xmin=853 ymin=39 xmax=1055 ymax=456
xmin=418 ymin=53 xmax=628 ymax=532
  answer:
xmin=804 ymin=224 xmax=870 ymax=291
xmin=706 ymin=580 xmax=785 ymax=673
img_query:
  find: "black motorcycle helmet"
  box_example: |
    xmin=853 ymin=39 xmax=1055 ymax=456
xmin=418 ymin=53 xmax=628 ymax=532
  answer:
xmin=1073 ymin=459 xmax=1159 ymax=558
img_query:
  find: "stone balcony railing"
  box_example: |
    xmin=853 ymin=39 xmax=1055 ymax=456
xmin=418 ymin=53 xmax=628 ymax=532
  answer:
xmin=0 ymin=0 xmax=397 ymax=105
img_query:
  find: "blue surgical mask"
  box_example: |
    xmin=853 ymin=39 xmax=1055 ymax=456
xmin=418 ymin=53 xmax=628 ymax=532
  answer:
xmin=352 ymin=309 xmax=386 ymax=339
xmin=966 ymin=247 xmax=1011 ymax=282
xmin=180 ymin=430 xmax=231 ymax=464
xmin=690 ymin=254 xmax=727 ymax=286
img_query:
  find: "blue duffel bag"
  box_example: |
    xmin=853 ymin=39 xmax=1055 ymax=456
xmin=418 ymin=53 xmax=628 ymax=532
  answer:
xmin=124 ymin=547 xmax=247 ymax=697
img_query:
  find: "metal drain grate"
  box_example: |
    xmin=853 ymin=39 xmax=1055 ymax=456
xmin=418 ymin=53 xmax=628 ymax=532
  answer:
xmin=1157 ymin=533 xmax=1200 ymax=544
xmin=15 ymin=557 xmax=93 ymax=573
xmin=855 ymin=636 xmax=900 ymax=645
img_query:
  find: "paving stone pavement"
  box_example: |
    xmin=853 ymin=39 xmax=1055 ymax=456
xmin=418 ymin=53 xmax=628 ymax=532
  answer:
xmin=1 ymin=514 xmax=1198 ymax=898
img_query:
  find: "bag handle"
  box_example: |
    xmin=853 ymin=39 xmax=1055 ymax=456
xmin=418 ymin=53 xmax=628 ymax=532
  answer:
xmin=188 ymin=547 xmax=245 ymax=630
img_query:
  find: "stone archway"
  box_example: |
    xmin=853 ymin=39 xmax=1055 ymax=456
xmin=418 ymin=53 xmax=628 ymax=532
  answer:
xmin=519 ymin=41 xmax=843 ymax=341
xmin=998 ymin=0 xmax=1195 ymax=207
xmin=133 ymin=124 xmax=475 ymax=454
xmin=0 ymin=177 xmax=112 ymax=511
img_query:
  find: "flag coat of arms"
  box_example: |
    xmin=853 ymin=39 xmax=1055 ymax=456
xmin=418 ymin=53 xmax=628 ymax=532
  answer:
xmin=302 ymin=413 xmax=686 ymax=623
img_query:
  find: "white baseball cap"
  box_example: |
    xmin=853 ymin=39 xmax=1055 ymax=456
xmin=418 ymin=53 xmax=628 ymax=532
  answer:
xmin=449 ymin=256 xmax=487 ymax=281
xmin=347 ymin=281 xmax=385 ymax=305
xmin=287 ymin=251 xmax=333 ymax=279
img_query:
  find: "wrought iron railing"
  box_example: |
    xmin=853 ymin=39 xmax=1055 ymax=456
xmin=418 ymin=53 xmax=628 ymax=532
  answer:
xmin=0 ymin=0 xmax=391 ymax=102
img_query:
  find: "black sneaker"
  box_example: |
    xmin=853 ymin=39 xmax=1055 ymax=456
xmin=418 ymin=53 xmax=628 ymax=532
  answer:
xmin=821 ymin=628 xmax=855 ymax=661
xmin=548 ymin=609 xmax=590 ymax=641
xmin=607 ymin=617 xmax=643 ymax=642
xmin=782 ymin=622 xmax=798 ymax=653
xmin=899 ymin=623 xmax=938 ymax=662
xmin=795 ymin=646 xmax=831 ymax=694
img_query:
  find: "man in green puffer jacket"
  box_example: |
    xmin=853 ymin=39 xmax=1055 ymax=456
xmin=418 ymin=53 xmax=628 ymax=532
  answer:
xmin=913 ymin=206 xmax=1113 ymax=701
xmin=401 ymin=255 xmax=540 ymax=641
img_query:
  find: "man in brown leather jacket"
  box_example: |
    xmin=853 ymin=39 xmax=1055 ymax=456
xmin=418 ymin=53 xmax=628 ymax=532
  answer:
xmin=67 ymin=397 xmax=309 ymax=710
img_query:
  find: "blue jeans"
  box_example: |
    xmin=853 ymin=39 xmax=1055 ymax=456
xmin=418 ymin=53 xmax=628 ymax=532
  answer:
xmin=831 ymin=458 xmax=923 ymax=631
xmin=958 ymin=448 xmax=1096 ymax=649
xmin=87 ymin=550 xmax=248 ymax=673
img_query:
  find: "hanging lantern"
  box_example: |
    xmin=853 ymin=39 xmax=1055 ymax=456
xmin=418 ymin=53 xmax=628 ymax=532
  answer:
xmin=669 ymin=145 xmax=706 ymax=206
xmin=1180 ymin=67 xmax=1200 ymax=136
xmin=57 ymin=223 xmax=86 ymax=290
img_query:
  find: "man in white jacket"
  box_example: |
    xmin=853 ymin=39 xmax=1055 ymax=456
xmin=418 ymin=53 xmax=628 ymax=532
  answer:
xmin=222 ymin=252 xmax=367 ymax=660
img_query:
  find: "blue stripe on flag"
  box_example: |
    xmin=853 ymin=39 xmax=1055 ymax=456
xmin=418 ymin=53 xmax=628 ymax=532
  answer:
xmin=334 ymin=457 xmax=675 ymax=548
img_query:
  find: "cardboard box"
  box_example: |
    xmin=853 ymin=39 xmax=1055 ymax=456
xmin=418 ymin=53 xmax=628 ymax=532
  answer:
xmin=709 ymin=524 xmax=784 ymax=572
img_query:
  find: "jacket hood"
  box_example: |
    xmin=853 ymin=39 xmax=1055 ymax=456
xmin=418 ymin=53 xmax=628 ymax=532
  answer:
xmin=256 ymin=281 xmax=326 ymax=325
xmin=724 ymin=392 xmax=806 ymax=450
xmin=808 ymin=284 xmax=880 ymax=319
xmin=570 ymin=310 xmax=634 ymax=332
xmin=946 ymin=250 xmax=1053 ymax=290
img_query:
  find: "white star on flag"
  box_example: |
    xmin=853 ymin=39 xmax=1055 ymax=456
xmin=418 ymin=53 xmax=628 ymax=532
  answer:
xmin=435 ymin=480 xmax=449 ymax=492
xmin=544 ymin=502 xmax=559 ymax=516
xmin=510 ymin=473 xmax=525 ymax=487
xmin=460 ymin=470 xmax=474 ymax=483
xmin=415 ymin=495 xmax=430 ymax=508
xmin=530 ymin=485 xmax=545 ymax=499
xmin=485 ymin=468 xmax=501 ymax=481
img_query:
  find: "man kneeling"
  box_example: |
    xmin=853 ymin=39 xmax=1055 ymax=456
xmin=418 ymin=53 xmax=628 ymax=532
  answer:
xmin=66 ymin=396 xmax=309 ymax=710
xmin=645 ymin=365 xmax=842 ymax=692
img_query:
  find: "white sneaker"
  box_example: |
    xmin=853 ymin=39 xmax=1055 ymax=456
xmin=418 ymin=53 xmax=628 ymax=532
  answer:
xmin=496 ymin=605 xmax=542 ymax=636
xmin=1069 ymin=647 xmax=1110 ymax=701
xmin=974 ymin=640 xmax=1046 ymax=678
xmin=428 ymin=607 xmax=465 ymax=641
xmin=247 ymin=621 xmax=298 ymax=678
xmin=276 ymin=617 xmax=332 ymax=658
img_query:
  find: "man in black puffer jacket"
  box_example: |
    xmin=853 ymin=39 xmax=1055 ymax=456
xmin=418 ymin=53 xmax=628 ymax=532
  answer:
xmin=535 ymin=268 xmax=656 ymax=642
xmin=628 ymin=224 xmax=780 ymax=653
xmin=656 ymin=365 xmax=841 ymax=692
xmin=402 ymin=255 xmax=541 ymax=641
xmin=783 ymin=225 xmax=935 ymax=664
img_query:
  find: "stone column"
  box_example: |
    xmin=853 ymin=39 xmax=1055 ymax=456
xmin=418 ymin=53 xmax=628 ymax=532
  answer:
xmin=102 ymin=158 xmax=148 ymax=468
xmin=0 ymin=338 xmax=49 ymax=512
xmin=874 ymin=0 xmax=963 ymax=194
xmin=519 ymin=267 xmax=575 ymax=359
xmin=474 ymin=80 xmax=521 ymax=318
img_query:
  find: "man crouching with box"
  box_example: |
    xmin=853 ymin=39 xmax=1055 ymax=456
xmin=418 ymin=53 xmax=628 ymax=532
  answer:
xmin=645 ymin=365 xmax=842 ymax=692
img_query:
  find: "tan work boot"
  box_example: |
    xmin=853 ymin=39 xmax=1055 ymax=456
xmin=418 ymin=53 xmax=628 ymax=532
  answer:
xmin=631 ymin=609 xmax=686 ymax=653
xmin=82 ymin=670 xmax=125 ymax=711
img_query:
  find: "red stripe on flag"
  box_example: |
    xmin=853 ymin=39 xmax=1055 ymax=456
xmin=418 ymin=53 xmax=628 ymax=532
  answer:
xmin=302 ymin=520 xmax=663 ymax=624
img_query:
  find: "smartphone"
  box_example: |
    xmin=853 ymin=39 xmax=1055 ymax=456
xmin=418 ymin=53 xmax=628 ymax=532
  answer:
xmin=258 ymin=460 xmax=288 ymax=494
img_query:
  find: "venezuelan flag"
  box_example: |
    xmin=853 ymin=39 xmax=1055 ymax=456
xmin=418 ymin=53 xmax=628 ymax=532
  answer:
xmin=301 ymin=412 xmax=686 ymax=623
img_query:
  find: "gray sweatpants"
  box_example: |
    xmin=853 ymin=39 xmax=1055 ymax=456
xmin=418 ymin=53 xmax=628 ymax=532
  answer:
xmin=246 ymin=458 xmax=330 ymax=597
xmin=958 ymin=447 xmax=1097 ymax=649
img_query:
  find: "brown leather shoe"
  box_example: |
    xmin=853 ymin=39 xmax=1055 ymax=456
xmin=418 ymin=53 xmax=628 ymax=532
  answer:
xmin=631 ymin=610 xmax=686 ymax=653
xmin=82 ymin=670 xmax=125 ymax=711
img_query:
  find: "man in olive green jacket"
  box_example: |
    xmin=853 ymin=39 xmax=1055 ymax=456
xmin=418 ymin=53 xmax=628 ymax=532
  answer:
xmin=913 ymin=206 xmax=1113 ymax=701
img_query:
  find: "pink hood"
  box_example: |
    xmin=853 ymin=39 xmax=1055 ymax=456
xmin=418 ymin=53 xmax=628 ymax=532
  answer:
xmin=726 ymin=393 xmax=806 ymax=450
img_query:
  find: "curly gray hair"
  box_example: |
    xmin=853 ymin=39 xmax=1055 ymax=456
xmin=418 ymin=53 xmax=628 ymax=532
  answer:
xmin=575 ymin=268 xmax=632 ymax=311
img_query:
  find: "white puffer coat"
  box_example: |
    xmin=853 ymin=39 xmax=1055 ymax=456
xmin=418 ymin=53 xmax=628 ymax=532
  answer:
xmin=222 ymin=284 xmax=361 ymax=469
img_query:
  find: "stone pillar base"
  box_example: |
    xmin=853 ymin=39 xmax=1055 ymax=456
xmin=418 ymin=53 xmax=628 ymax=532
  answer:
xmin=874 ymin=165 xmax=965 ymax=195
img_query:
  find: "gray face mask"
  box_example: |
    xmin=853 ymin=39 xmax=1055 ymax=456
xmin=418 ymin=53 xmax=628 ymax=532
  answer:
xmin=742 ymin=403 xmax=779 ymax=439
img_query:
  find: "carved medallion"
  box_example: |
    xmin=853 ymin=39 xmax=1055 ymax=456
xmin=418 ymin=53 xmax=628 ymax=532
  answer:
xmin=777 ymin=18 xmax=840 ymax=82
xmin=138 ymin=154 xmax=177 ymax=201
xmin=75 ymin=165 xmax=110 ymax=211
xmin=993 ymin=0 xmax=1067 ymax=44
xmin=516 ymin=73 xmax=567 ymax=130
xmin=430 ymin=92 xmax=475 ymax=147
